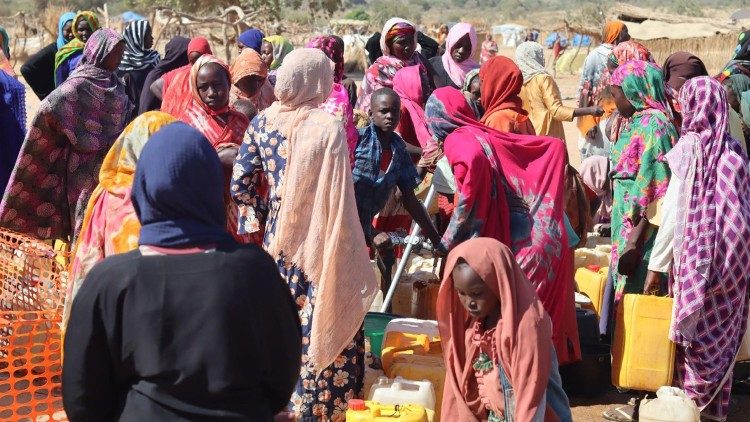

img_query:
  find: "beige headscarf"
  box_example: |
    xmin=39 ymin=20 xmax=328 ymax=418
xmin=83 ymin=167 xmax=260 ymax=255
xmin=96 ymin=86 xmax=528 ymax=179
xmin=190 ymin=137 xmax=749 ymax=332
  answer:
xmin=265 ymin=48 xmax=379 ymax=372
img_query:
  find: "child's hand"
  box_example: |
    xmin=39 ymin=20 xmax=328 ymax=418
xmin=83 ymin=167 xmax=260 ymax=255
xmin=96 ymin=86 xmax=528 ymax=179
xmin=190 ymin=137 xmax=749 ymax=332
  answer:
xmin=373 ymin=232 xmax=393 ymax=250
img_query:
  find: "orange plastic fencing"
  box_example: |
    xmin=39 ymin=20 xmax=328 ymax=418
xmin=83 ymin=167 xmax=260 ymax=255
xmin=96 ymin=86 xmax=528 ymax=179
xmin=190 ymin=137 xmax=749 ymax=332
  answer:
xmin=0 ymin=230 xmax=68 ymax=422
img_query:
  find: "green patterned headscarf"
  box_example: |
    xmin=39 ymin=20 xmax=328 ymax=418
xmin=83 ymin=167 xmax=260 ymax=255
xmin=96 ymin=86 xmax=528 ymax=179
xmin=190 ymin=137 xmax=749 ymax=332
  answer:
xmin=610 ymin=59 xmax=671 ymax=115
xmin=264 ymin=35 xmax=294 ymax=70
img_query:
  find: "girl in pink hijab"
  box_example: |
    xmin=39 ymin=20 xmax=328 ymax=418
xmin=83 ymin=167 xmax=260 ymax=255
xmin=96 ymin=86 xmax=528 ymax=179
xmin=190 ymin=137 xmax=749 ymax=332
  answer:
xmin=430 ymin=23 xmax=479 ymax=89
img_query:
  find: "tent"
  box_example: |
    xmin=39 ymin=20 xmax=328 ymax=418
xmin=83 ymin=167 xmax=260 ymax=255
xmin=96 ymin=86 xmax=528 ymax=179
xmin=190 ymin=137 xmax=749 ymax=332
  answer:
xmin=121 ymin=11 xmax=146 ymax=23
xmin=492 ymin=24 xmax=527 ymax=48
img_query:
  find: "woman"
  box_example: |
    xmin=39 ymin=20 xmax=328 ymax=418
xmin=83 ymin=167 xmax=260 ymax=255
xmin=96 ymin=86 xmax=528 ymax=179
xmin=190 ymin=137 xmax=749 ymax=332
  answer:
xmin=158 ymin=37 xmax=212 ymax=117
xmin=393 ymin=65 xmax=432 ymax=160
xmin=64 ymin=111 xmax=175 ymax=330
xmin=356 ymin=18 xmax=430 ymax=113
xmin=718 ymin=30 xmax=750 ymax=81
xmin=238 ymin=27 xmax=265 ymax=53
xmin=261 ymin=35 xmax=294 ymax=85
xmin=602 ymin=40 xmax=657 ymax=150
xmin=576 ymin=21 xmax=629 ymax=159
xmin=429 ymin=22 xmax=479 ymax=89
xmin=663 ymin=52 xmax=709 ymax=94
xmin=0 ymin=26 xmax=10 ymax=74
xmin=307 ymin=35 xmax=359 ymax=158
xmin=480 ymin=33 xmax=498 ymax=65
xmin=0 ymin=28 xmax=131 ymax=244
xmin=426 ymin=87 xmax=579 ymax=365
xmin=480 ymin=55 xmax=535 ymax=135
xmin=517 ymin=41 xmax=603 ymax=141
xmin=0 ymin=38 xmax=25 ymax=194
xmin=438 ymin=237 xmax=572 ymax=422
xmin=608 ymin=60 xmax=677 ymax=303
xmin=138 ymin=36 xmax=190 ymax=114
xmin=54 ymin=11 xmax=100 ymax=87
xmin=231 ymin=48 xmax=379 ymax=420
xmin=230 ymin=47 xmax=274 ymax=113
xmin=21 ymin=11 xmax=75 ymax=100
xmin=118 ymin=20 xmax=161 ymax=108
xmin=662 ymin=77 xmax=750 ymax=421
xmin=63 ymin=122 xmax=302 ymax=421
xmin=180 ymin=55 xmax=252 ymax=244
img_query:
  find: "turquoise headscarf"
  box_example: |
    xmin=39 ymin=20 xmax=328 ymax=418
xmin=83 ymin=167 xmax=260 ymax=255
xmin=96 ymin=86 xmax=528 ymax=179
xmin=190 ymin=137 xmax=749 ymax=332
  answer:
xmin=57 ymin=12 xmax=76 ymax=49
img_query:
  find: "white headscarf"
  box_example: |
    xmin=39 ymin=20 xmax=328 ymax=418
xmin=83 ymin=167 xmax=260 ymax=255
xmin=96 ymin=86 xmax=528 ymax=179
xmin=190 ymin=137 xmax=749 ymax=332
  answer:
xmin=515 ymin=41 xmax=548 ymax=83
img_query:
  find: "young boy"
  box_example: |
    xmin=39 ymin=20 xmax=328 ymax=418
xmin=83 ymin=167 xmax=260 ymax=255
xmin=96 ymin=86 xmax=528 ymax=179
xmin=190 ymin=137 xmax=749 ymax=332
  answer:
xmin=352 ymin=88 xmax=444 ymax=276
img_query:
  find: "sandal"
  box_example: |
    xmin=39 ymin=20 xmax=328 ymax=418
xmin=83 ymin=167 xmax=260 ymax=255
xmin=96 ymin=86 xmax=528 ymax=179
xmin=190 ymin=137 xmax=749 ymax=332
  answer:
xmin=603 ymin=398 xmax=641 ymax=422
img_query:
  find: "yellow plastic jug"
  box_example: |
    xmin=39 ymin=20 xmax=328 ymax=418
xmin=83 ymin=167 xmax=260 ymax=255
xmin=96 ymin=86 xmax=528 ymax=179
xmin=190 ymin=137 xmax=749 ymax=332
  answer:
xmin=575 ymin=266 xmax=608 ymax=317
xmin=574 ymin=247 xmax=609 ymax=270
xmin=612 ymin=294 xmax=675 ymax=392
xmin=347 ymin=400 xmax=429 ymax=422
xmin=388 ymin=353 xmax=445 ymax=421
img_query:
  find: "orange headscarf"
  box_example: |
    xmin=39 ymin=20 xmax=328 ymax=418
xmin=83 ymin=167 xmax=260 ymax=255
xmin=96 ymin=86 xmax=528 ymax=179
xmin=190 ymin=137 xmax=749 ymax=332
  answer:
xmin=231 ymin=48 xmax=268 ymax=85
xmin=602 ymin=21 xmax=626 ymax=44
xmin=479 ymin=55 xmax=526 ymax=119
xmin=437 ymin=238 xmax=556 ymax=422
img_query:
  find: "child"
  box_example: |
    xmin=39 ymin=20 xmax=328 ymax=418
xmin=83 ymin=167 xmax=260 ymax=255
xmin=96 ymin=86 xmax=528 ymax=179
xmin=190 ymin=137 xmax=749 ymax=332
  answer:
xmin=437 ymin=237 xmax=572 ymax=422
xmin=352 ymin=88 xmax=444 ymax=272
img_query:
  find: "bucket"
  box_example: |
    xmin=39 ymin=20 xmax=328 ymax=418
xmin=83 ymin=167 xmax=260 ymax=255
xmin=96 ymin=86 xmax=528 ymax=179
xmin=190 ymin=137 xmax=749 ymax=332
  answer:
xmin=365 ymin=312 xmax=398 ymax=357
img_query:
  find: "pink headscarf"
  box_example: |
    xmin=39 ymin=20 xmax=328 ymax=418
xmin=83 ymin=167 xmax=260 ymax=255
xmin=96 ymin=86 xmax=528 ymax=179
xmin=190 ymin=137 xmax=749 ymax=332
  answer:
xmin=442 ymin=23 xmax=479 ymax=87
xmin=393 ymin=65 xmax=432 ymax=149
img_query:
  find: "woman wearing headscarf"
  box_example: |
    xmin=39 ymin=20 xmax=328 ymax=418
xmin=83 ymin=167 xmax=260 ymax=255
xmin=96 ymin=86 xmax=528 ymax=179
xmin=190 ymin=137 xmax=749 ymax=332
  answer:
xmin=231 ymin=48 xmax=379 ymax=420
xmin=357 ymin=18 xmax=430 ymax=113
xmin=462 ymin=68 xmax=482 ymax=119
xmin=63 ymin=122 xmax=301 ymax=422
xmin=179 ymin=54 xmax=252 ymax=244
xmin=576 ymin=21 xmax=629 ymax=159
xmin=332 ymin=35 xmax=358 ymax=107
xmin=429 ymin=23 xmax=479 ymax=89
xmin=157 ymin=37 xmax=212 ymax=117
xmin=722 ymin=74 xmax=750 ymax=152
xmin=54 ymin=11 xmax=100 ymax=87
xmin=393 ymin=65 xmax=432 ymax=160
xmin=718 ymin=30 xmax=750 ymax=82
xmin=237 ymin=27 xmax=265 ymax=53
xmin=644 ymin=77 xmax=750 ymax=422
xmin=0 ymin=28 xmax=131 ymax=244
xmin=307 ymin=35 xmax=359 ymax=159
xmin=517 ymin=41 xmax=603 ymax=141
xmin=480 ymin=55 xmax=535 ymax=135
xmin=607 ymin=60 xmax=677 ymax=305
xmin=20 ymin=12 xmax=75 ymax=100
xmin=425 ymin=87 xmax=580 ymax=366
xmin=663 ymin=52 xmax=709 ymax=94
xmin=64 ymin=111 xmax=175 ymax=330
xmin=260 ymin=35 xmax=293 ymax=88
xmin=601 ymin=40 xmax=657 ymax=152
xmin=230 ymin=47 xmax=273 ymax=112
xmin=0 ymin=36 xmax=25 ymax=195
xmin=117 ymin=20 xmax=160 ymax=109
xmin=480 ymin=33 xmax=498 ymax=65
xmin=438 ymin=237 xmax=572 ymax=422
xmin=138 ymin=36 xmax=190 ymax=114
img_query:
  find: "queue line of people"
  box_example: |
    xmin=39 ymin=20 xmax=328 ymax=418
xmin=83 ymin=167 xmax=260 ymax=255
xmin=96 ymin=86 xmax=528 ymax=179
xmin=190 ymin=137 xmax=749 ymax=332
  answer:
xmin=1 ymin=13 xmax=750 ymax=422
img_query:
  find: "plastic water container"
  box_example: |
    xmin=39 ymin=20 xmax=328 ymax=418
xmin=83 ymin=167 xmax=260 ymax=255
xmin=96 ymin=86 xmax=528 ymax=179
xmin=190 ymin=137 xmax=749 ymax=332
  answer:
xmin=392 ymin=272 xmax=440 ymax=319
xmin=347 ymin=400 xmax=429 ymax=421
xmin=639 ymin=387 xmax=699 ymax=422
xmin=369 ymin=377 xmax=436 ymax=413
xmin=575 ymin=266 xmax=608 ymax=317
xmin=612 ymin=294 xmax=675 ymax=392
xmin=574 ymin=248 xmax=610 ymax=270
xmin=384 ymin=319 xmax=439 ymax=339
xmin=381 ymin=319 xmax=440 ymax=373
xmin=388 ymin=352 xmax=445 ymax=421
xmin=365 ymin=312 xmax=399 ymax=357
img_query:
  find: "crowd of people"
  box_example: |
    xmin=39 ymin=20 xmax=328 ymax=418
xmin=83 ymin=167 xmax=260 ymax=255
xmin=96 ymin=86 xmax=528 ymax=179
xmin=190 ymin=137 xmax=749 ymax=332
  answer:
xmin=0 ymin=10 xmax=749 ymax=422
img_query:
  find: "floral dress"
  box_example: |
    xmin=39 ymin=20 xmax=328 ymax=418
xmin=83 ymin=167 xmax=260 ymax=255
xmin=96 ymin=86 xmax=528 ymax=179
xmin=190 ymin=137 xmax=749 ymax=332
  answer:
xmin=231 ymin=114 xmax=364 ymax=421
xmin=610 ymin=109 xmax=676 ymax=301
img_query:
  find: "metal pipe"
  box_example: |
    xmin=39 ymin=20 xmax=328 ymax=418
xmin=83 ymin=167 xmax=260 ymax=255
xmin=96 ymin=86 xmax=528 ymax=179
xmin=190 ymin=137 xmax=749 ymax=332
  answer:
xmin=380 ymin=185 xmax=437 ymax=313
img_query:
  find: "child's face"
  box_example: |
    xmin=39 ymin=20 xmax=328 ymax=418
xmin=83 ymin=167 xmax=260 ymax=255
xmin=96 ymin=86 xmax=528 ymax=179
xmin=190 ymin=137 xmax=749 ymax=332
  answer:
xmin=468 ymin=76 xmax=481 ymax=101
xmin=452 ymin=262 xmax=499 ymax=322
xmin=369 ymin=94 xmax=401 ymax=133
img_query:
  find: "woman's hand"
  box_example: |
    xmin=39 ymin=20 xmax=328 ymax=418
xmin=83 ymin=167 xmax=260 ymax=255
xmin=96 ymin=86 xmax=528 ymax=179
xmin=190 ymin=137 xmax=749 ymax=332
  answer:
xmin=643 ymin=270 xmax=662 ymax=295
